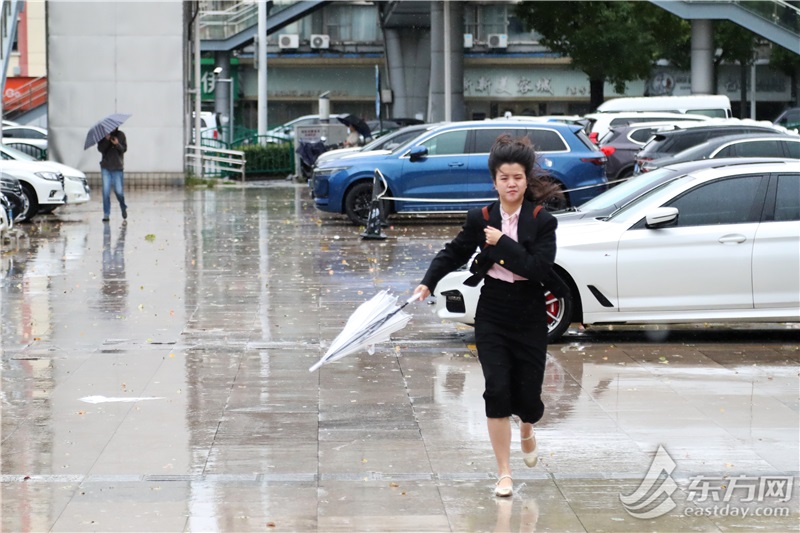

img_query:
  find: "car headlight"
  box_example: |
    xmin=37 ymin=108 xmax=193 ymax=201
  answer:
xmin=35 ymin=171 xmax=62 ymax=182
xmin=313 ymin=166 xmax=351 ymax=178
xmin=65 ymin=175 xmax=85 ymax=182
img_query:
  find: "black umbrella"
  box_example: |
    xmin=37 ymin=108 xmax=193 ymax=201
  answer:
xmin=337 ymin=114 xmax=371 ymax=139
xmin=295 ymin=140 xmax=328 ymax=167
xmin=85 ymin=113 xmax=132 ymax=149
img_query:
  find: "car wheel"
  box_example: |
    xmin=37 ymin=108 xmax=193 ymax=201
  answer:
xmin=545 ymin=288 xmax=573 ymax=344
xmin=19 ymin=182 xmax=39 ymax=222
xmin=546 ymin=190 xmax=570 ymax=211
xmin=344 ymin=181 xmax=376 ymax=226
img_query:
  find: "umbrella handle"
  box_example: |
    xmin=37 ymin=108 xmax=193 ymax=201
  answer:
xmin=404 ymin=293 xmax=421 ymax=305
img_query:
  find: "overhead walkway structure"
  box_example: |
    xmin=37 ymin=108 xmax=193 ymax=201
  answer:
xmin=650 ymin=0 xmax=800 ymax=53
xmin=199 ymin=0 xmax=330 ymax=53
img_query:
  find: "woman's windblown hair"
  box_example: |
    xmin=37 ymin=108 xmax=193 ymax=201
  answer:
xmin=488 ymin=134 xmax=565 ymax=206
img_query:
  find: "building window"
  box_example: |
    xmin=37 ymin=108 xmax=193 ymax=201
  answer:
xmin=324 ymin=4 xmax=379 ymax=42
xmin=465 ymin=4 xmax=507 ymax=42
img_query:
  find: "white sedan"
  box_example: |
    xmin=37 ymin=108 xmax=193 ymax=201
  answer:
xmin=0 ymin=144 xmax=90 ymax=213
xmin=434 ymin=161 xmax=800 ymax=342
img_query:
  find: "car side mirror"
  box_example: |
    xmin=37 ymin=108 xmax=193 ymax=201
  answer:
xmin=645 ymin=207 xmax=679 ymax=228
xmin=409 ymin=145 xmax=428 ymax=162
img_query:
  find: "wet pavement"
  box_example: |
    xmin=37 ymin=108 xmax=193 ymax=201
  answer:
xmin=1 ymin=183 xmax=798 ymax=532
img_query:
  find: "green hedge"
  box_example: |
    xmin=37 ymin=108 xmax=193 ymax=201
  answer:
xmin=238 ymin=142 xmax=294 ymax=175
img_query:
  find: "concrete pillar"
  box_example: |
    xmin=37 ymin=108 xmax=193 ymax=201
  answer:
xmin=691 ymin=19 xmax=714 ymax=95
xmin=428 ymin=2 xmax=444 ymax=122
xmin=214 ymin=51 xmax=232 ymax=134
xmin=384 ymin=28 xmax=407 ymax=118
xmin=448 ymin=0 xmax=465 ymax=121
xmin=428 ymin=1 xmax=464 ymax=122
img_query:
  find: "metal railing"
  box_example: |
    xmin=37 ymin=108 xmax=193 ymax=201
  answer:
xmin=198 ymin=0 xmax=300 ymax=41
xmin=4 ymin=76 xmax=47 ymax=119
xmin=735 ymin=0 xmax=800 ymax=38
xmin=199 ymin=1 xmax=258 ymax=41
xmin=185 ymin=144 xmax=246 ymax=180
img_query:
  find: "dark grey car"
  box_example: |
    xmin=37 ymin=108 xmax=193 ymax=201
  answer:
xmin=599 ymin=123 xmax=685 ymax=182
xmin=634 ymin=122 xmax=789 ymax=173
xmin=638 ymin=134 xmax=800 ymax=173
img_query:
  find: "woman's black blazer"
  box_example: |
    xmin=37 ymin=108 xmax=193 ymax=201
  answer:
xmin=420 ymin=199 xmax=558 ymax=293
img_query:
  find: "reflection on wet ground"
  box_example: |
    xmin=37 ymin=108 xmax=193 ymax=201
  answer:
xmin=1 ymin=184 xmax=798 ymax=532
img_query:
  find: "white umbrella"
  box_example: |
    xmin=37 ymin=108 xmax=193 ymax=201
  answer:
xmin=310 ymin=290 xmax=416 ymax=372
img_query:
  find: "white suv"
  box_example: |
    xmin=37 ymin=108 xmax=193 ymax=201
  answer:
xmin=584 ymin=111 xmax=711 ymax=143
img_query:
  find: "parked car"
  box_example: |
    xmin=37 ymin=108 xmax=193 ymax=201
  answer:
xmin=595 ymin=95 xmax=732 ymax=117
xmin=638 ymin=134 xmax=800 ymax=172
xmin=0 ymin=192 xmax=11 ymax=233
xmin=494 ymin=114 xmax=589 ymax=129
xmin=0 ymin=164 xmax=65 ymax=221
xmin=634 ymin=119 xmax=796 ymax=173
xmin=314 ymin=123 xmax=439 ymax=167
xmin=2 ymin=124 xmax=48 ymax=154
xmin=311 ymin=120 xmax=608 ymax=225
xmin=195 ymin=111 xmax=222 ymax=141
xmin=268 ymin=113 xmax=348 ymax=142
xmin=0 ymin=172 xmax=27 ymax=224
xmin=434 ymin=160 xmax=800 ymax=342
xmin=599 ymin=121 xmax=707 ymax=181
xmin=0 ymin=143 xmax=90 ymax=211
xmin=584 ymin=111 xmax=710 ymax=144
xmin=555 ymin=157 xmax=793 ymax=223
xmin=773 ymin=107 xmax=800 ymax=131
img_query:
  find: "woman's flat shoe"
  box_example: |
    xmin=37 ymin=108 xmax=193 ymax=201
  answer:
xmin=521 ymin=432 xmax=539 ymax=468
xmin=495 ymin=474 xmax=513 ymax=497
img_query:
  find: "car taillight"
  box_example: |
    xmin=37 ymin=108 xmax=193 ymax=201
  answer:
xmin=581 ymin=156 xmax=607 ymax=166
xmin=589 ymin=132 xmax=598 ymax=144
xmin=636 ymin=157 xmax=653 ymax=172
xmin=600 ymin=146 xmax=615 ymax=156
xmin=213 ymin=130 xmax=218 ymax=139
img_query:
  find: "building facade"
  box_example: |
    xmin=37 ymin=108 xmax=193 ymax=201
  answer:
xmin=201 ymin=1 xmax=796 ymax=133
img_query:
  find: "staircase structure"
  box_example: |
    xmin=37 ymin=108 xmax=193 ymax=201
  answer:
xmin=200 ymin=0 xmax=331 ymax=52
xmin=4 ymin=75 xmax=46 ymax=120
xmin=650 ymin=0 xmax=800 ymax=53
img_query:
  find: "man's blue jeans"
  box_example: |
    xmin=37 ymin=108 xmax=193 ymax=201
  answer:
xmin=101 ymin=168 xmax=127 ymax=217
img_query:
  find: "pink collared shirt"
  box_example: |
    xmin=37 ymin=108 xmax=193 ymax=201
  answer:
xmin=486 ymin=205 xmax=528 ymax=283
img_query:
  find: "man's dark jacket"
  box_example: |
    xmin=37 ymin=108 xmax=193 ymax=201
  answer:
xmin=97 ymin=130 xmax=127 ymax=170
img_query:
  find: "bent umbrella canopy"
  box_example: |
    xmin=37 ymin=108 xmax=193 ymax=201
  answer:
xmin=309 ymin=290 xmax=416 ymax=372
xmin=84 ymin=113 xmax=132 ymax=150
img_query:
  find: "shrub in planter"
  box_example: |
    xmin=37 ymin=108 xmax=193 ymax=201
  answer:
xmin=238 ymin=143 xmax=294 ymax=175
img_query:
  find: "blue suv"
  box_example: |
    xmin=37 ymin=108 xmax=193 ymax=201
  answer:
xmin=311 ymin=120 xmax=608 ymax=225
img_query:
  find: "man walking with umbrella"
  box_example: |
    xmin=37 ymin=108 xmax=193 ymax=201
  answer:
xmin=98 ymin=127 xmax=128 ymax=222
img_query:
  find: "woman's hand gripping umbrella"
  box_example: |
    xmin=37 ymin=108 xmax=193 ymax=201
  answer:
xmin=309 ymin=290 xmax=421 ymax=372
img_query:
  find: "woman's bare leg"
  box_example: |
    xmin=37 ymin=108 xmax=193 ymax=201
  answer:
xmin=488 ymin=417 xmax=512 ymax=491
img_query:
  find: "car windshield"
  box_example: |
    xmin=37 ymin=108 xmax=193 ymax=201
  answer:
xmin=578 ymin=167 xmax=679 ymax=211
xmin=606 ymin=176 xmax=693 ymax=221
xmin=0 ymin=143 xmax=37 ymax=161
xmin=361 ymin=127 xmax=420 ymax=151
